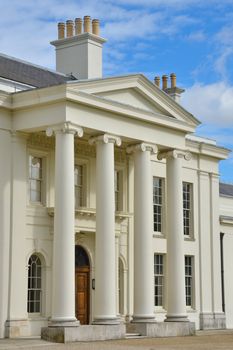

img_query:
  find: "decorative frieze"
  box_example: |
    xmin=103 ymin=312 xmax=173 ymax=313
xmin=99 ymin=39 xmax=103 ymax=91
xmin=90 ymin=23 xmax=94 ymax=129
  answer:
xmin=27 ymin=132 xmax=55 ymax=149
xmin=75 ymin=140 xmax=96 ymax=157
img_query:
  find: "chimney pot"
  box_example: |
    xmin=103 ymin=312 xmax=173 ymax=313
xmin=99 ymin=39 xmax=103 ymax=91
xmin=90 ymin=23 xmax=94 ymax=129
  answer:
xmin=92 ymin=19 xmax=100 ymax=36
xmin=154 ymin=76 xmax=160 ymax=88
xmin=66 ymin=20 xmax=74 ymax=37
xmin=75 ymin=18 xmax=83 ymax=35
xmin=58 ymin=22 xmax=65 ymax=39
xmin=162 ymin=75 xmax=168 ymax=90
xmin=84 ymin=16 xmax=91 ymax=33
xmin=170 ymin=73 xmax=176 ymax=88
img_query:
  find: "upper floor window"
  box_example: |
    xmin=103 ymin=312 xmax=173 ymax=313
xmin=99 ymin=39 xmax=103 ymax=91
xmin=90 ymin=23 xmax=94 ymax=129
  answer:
xmin=183 ymin=182 xmax=193 ymax=236
xmin=29 ymin=156 xmax=43 ymax=203
xmin=154 ymin=254 xmax=164 ymax=307
xmin=153 ymin=177 xmax=163 ymax=232
xmin=75 ymin=164 xmax=86 ymax=208
xmin=185 ymin=255 xmax=193 ymax=307
xmin=115 ymin=170 xmax=123 ymax=211
xmin=27 ymin=254 xmax=42 ymax=313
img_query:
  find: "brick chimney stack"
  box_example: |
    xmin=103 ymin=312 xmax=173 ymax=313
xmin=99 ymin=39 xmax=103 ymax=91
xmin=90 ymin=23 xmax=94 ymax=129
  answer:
xmin=51 ymin=16 xmax=106 ymax=80
xmin=154 ymin=73 xmax=185 ymax=103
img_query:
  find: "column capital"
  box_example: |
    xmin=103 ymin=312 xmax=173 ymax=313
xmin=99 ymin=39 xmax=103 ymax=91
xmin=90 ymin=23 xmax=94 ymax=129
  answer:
xmin=89 ymin=134 xmax=121 ymax=146
xmin=46 ymin=122 xmax=83 ymax=137
xmin=158 ymin=149 xmax=192 ymax=161
xmin=126 ymin=142 xmax=157 ymax=155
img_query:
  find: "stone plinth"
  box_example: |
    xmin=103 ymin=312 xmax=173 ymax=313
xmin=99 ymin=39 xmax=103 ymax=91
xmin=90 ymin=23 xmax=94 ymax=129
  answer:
xmin=200 ymin=313 xmax=226 ymax=330
xmin=41 ymin=324 xmax=126 ymax=343
xmin=127 ymin=321 xmax=196 ymax=337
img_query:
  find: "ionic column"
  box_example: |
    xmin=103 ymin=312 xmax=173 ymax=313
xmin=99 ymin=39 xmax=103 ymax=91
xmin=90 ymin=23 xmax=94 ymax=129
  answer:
xmin=46 ymin=122 xmax=83 ymax=324
xmin=158 ymin=149 xmax=191 ymax=322
xmin=127 ymin=143 xmax=157 ymax=321
xmin=89 ymin=134 xmax=121 ymax=324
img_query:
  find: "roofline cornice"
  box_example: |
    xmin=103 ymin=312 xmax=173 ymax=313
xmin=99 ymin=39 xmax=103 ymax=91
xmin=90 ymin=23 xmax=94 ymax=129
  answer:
xmin=0 ymin=91 xmax=12 ymax=109
xmin=186 ymin=138 xmax=230 ymax=160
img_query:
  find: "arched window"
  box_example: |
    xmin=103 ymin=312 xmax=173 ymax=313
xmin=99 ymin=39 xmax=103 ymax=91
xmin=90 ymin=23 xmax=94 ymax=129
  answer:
xmin=75 ymin=245 xmax=89 ymax=267
xmin=27 ymin=254 xmax=42 ymax=313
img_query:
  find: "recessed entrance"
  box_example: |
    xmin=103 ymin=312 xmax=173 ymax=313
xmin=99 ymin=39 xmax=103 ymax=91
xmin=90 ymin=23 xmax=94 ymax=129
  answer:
xmin=75 ymin=245 xmax=90 ymax=325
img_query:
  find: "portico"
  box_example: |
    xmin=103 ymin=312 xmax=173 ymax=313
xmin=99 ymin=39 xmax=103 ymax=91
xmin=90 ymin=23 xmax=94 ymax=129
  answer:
xmin=39 ymin=114 xmax=195 ymax=341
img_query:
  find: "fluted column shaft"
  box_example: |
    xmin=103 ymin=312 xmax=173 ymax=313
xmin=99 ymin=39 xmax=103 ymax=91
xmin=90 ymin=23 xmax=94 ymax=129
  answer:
xmin=159 ymin=150 xmax=191 ymax=322
xmin=90 ymin=134 xmax=121 ymax=324
xmin=127 ymin=143 xmax=157 ymax=321
xmin=46 ymin=123 xmax=83 ymax=323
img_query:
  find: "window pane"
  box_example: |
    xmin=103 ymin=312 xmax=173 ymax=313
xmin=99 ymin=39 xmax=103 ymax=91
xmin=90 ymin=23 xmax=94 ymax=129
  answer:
xmin=115 ymin=170 xmax=122 ymax=211
xmin=183 ymin=182 xmax=192 ymax=236
xmin=75 ymin=165 xmax=84 ymax=207
xmin=185 ymin=256 xmax=193 ymax=307
xmin=29 ymin=156 xmax=43 ymax=203
xmin=27 ymin=255 xmax=42 ymax=313
xmin=153 ymin=178 xmax=163 ymax=232
xmin=154 ymin=254 xmax=164 ymax=307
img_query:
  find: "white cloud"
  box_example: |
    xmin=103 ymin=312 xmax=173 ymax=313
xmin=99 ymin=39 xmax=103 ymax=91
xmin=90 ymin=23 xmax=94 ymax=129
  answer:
xmin=182 ymin=82 xmax=233 ymax=126
xmin=185 ymin=30 xmax=206 ymax=42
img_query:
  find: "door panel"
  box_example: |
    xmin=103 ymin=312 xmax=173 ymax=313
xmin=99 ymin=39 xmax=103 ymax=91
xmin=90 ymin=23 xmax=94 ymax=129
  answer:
xmin=75 ymin=267 xmax=89 ymax=325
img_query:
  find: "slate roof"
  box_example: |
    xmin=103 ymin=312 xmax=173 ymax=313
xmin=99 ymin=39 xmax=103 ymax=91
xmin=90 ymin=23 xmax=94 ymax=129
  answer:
xmin=0 ymin=53 xmax=77 ymax=88
xmin=219 ymin=183 xmax=233 ymax=197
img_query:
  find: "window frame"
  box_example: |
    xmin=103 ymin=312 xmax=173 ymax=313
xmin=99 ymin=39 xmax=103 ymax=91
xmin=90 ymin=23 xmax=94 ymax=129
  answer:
xmin=183 ymin=182 xmax=193 ymax=238
xmin=74 ymin=158 xmax=89 ymax=209
xmin=154 ymin=253 xmax=165 ymax=310
xmin=153 ymin=177 xmax=165 ymax=235
xmin=28 ymin=151 xmax=47 ymax=206
xmin=114 ymin=166 xmax=124 ymax=212
xmin=185 ymin=255 xmax=195 ymax=309
xmin=74 ymin=163 xmax=86 ymax=208
xmin=27 ymin=254 xmax=42 ymax=315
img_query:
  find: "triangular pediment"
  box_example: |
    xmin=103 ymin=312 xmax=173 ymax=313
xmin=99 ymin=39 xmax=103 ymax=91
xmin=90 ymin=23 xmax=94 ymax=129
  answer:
xmin=96 ymin=88 xmax=168 ymax=116
xmin=67 ymin=74 xmax=200 ymax=127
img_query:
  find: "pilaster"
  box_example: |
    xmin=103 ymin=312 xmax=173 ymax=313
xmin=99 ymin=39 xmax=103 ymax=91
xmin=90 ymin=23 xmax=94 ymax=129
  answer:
xmin=7 ymin=132 xmax=29 ymax=337
xmin=0 ymin=129 xmax=11 ymax=338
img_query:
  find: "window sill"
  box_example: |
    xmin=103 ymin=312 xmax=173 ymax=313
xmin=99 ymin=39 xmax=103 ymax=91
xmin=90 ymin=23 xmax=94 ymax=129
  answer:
xmin=28 ymin=202 xmax=45 ymax=207
xmin=154 ymin=307 xmax=166 ymax=313
xmin=184 ymin=236 xmax=195 ymax=242
xmin=28 ymin=314 xmax=47 ymax=320
xmin=186 ymin=308 xmax=196 ymax=313
xmin=153 ymin=232 xmax=166 ymax=239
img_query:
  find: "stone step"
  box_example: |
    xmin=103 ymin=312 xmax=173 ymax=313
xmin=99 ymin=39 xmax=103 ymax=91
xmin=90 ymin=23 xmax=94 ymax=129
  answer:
xmin=125 ymin=332 xmax=142 ymax=339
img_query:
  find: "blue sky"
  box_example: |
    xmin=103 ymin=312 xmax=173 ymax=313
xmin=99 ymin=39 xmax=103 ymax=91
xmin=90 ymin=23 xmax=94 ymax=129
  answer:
xmin=0 ymin=0 xmax=233 ymax=181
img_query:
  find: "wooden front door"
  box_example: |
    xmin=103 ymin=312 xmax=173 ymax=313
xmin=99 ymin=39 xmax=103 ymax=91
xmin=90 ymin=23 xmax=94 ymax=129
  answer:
xmin=75 ymin=266 xmax=90 ymax=325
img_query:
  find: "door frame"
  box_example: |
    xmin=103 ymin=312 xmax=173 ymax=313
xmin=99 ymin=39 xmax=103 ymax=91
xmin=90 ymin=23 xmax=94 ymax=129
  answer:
xmin=75 ymin=244 xmax=91 ymax=325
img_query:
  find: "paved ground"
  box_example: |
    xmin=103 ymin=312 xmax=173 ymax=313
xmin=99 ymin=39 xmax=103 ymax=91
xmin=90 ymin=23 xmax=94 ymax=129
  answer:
xmin=1 ymin=330 xmax=233 ymax=350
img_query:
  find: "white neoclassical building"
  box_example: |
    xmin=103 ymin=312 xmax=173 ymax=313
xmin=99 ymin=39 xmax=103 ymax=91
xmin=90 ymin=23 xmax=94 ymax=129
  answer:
xmin=0 ymin=16 xmax=233 ymax=342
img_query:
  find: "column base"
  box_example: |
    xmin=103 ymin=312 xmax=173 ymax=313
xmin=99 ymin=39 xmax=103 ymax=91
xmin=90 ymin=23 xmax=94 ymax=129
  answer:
xmin=200 ymin=312 xmax=226 ymax=330
xmin=126 ymin=321 xmax=195 ymax=337
xmin=49 ymin=320 xmax=80 ymax=327
xmin=165 ymin=315 xmax=189 ymax=322
xmin=92 ymin=317 xmax=121 ymax=325
xmin=132 ymin=315 xmax=156 ymax=323
xmin=41 ymin=324 xmax=126 ymax=343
